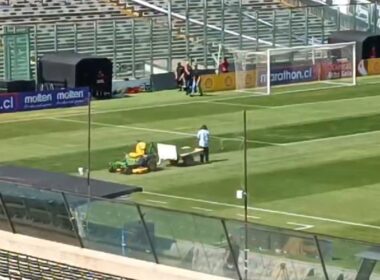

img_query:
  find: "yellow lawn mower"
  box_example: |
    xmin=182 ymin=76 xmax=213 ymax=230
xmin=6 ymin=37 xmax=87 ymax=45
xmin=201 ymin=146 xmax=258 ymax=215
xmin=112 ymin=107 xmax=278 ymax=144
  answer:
xmin=108 ymin=142 xmax=158 ymax=175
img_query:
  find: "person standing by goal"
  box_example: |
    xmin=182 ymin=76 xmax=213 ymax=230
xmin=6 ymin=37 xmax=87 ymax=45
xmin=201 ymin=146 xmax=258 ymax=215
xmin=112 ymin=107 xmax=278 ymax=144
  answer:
xmin=197 ymin=125 xmax=210 ymax=163
xmin=184 ymin=61 xmax=194 ymax=95
xmin=174 ymin=62 xmax=185 ymax=91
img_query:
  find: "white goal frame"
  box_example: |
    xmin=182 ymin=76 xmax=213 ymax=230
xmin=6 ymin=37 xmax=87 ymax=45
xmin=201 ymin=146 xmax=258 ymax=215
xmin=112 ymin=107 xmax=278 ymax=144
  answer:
xmin=232 ymin=42 xmax=357 ymax=95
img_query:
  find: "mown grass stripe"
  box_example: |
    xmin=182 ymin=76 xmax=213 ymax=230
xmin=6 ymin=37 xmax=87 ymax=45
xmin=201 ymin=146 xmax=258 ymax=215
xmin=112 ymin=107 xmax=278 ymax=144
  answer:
xmin=7 ymin=111 xmax=380 ymax=173
xmin=224 ymin=83 xmax=380 ymax=107
xmin=0 ymin=119 xmax=87 ymax=141
xmin=252 ymin=112 xmax=380 ymax=144
xmin=162 ymin=154 xmax=380 ymax=204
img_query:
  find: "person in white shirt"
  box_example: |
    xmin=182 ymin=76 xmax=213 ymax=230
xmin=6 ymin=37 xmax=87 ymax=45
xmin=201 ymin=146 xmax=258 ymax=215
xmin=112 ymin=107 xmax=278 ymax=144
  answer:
xmin=197 ymin=125 xmax=210 ymax=163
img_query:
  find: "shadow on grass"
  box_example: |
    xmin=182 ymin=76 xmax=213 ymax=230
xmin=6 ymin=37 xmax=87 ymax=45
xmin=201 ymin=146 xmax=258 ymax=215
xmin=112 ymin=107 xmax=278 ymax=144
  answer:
xmin=171 ymin=158 xmax=228 ymax=167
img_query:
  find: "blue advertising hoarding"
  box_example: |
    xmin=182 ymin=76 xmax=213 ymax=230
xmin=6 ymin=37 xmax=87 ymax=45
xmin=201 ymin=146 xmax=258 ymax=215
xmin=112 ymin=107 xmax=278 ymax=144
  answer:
xmin=0 ymin=93 xmax=17 ymax=113
xmin=0 ymin=87 xmax=90 ymax=114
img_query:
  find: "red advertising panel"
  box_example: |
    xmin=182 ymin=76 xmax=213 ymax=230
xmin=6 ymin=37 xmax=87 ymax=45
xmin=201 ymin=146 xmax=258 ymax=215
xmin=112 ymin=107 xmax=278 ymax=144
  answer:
xmin=318 ymin=61 xmax=353 ymax=80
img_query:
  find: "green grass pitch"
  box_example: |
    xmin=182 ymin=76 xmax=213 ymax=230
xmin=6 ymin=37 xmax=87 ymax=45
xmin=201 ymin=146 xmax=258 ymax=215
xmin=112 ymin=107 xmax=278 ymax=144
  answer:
xmin=1 ymin=76 xmax=380 ymax=245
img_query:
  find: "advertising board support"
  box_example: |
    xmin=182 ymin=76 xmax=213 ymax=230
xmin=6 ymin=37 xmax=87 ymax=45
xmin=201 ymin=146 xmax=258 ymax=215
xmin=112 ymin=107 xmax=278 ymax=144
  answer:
xmin=87 ymin=91 xmax=92 ymax=195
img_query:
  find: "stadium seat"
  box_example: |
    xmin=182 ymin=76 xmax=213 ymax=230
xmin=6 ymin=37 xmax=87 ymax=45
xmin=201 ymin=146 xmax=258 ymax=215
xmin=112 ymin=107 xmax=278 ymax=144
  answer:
xmin=25 ymin=199 xmax=54 ymax=225
xmin=50 ymin=202 xmax=73 ymax=231
xmin=3 ymin=196 xmax=28 ymax=220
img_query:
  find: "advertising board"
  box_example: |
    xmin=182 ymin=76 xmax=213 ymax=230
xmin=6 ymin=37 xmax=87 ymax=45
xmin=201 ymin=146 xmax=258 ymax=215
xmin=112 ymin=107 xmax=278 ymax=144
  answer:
xmin=258 ymin=65 xmax=315 ymax=86
xmin=0 ymin=87 xmax=90 ymax=114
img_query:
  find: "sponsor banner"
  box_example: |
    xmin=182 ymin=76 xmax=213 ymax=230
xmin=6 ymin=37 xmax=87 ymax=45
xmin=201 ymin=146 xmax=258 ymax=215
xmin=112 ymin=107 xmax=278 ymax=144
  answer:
xmin=0 ymin=93 xmax=18 ymax=113
xmin=234 ymin=70 xmax=257 ymax=89
xmin=258 ymin=65 xmax=315 ymax=86
xmin=201 ymin=72 xmax=238 ymax=92
xmin=0 ymin=87 xmax=90 ymax=114
xmin=367 ymin=58 xmax=380 ymax=75
xmin=201 ymin=71 xmax=258 ymax=92
xmin=201 ymin=74 xmax=216 ymax=92
xmin=201 ymin=72 xmax=234 ymax=92
xmin=318 ymin=61 xmax=353 ymax=80
xmin=357 ymin=59 xmax=368 ymax=76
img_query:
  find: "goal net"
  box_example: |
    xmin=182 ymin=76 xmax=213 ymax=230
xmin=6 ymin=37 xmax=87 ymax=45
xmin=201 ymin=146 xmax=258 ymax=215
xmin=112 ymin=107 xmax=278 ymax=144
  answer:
xmin=232 ymin=42 xmax=356 ymax=95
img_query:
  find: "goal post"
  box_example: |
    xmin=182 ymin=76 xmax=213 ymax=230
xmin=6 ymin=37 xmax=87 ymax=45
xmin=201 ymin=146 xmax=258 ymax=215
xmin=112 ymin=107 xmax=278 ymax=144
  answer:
xmin=232 ymin=42 xmax=357 ymax=95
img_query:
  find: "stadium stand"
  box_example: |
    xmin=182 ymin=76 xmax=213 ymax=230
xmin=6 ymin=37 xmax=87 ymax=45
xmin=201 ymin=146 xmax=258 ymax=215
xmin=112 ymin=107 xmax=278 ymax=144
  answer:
xmin=0 ymin=0 xmax=342 ymax=80
xmin=116 ymin=0 xmax=338 ymax=53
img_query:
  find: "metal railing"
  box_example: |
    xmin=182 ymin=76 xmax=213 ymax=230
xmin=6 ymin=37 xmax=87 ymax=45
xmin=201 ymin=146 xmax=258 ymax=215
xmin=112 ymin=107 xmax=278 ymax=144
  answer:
xmin=0 ymin=248 xmax=132 ymax=279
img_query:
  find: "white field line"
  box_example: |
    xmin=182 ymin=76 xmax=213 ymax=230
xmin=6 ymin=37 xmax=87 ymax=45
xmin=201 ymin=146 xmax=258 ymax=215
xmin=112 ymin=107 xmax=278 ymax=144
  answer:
xmin=212 ymin=93 xmax=380 ymax=110
xmin=145 ymin=199 xmax=167 ymax=204
xmin=192 ymin=207 xmax=214 ymax=212
xmin=272 ymin=94 xmax=380 ymax=109
xmin=1 ymin=82 xmax=380 ymax=125
xmin=49 ymin=116 xmax=380 ymax=148
xmin=143 ymin=191 xmax=380 ymax=231
xmin=48 ymin=117 xmax=281 ymax=146
xmin=287 ymin=222 xmax=315 ymax=231
xmin=0 ymin=99 xmax=203 ymax=124
xmin=206 ymin=100 xmax=271 ymax=109
xmin=0 ymin=93 xmax=259 ymax=125
xmin=280 ymin=130 xmax=380 ymax=146
xmin=237 ymin=214 xmax=261 ymax=220
xmin=235 ymin=84 xmax=344 ymax=97
xmin=321 ymin=80 xmax=354 ymax=86
xmin=367 ymin=81 xmax=380 ymax=85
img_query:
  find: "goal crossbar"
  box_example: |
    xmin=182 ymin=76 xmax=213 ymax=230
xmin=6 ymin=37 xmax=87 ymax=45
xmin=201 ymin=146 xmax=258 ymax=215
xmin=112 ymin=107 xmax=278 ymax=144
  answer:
xmin=231 ymin=42 xmax=356 ymax=55
xmin=232 ymin=42 xmax=357 ymax=95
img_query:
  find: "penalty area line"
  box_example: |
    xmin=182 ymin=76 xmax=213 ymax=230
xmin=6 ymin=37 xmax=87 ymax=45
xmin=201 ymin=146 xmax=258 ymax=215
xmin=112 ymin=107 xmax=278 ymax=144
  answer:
xmin=145 ymin=199 xmax=168 ymax=205
xmin=237 ymin=214 xmax=261 ymax=220
xmin=192 ymin=207 xmax=214 ymax=212
xmin=287 ymin=222 xmax=314 ymax=231
xmin=206 ymin=100 xmax=272 ymax=109
xmin=143 ymin=191 xmax=380 ymax=231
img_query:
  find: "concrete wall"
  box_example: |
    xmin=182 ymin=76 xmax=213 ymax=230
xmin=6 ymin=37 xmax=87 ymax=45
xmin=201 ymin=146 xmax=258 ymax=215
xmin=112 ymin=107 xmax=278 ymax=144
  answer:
xmin=0 ymin=230 xmax=233 ymax=280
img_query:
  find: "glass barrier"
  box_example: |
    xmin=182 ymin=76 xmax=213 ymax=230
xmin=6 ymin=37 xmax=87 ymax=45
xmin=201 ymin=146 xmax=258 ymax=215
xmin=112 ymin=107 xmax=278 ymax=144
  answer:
xmin=139 ymin=206 xmax=241 ymax=279
xmin=0 ymin=193 xmax=12 ymax=232
xmin=0 ymin=183 xmax=78 ymax=246
xmin=64 ymin=195 xmax=155 ymax=263
xmin=318 ymin=236 xmax=380 ymax=279
xmin=0 ymin=185 xmax=380 ymax=279
xmin=226 ymin=220 xmax=329 ymax=280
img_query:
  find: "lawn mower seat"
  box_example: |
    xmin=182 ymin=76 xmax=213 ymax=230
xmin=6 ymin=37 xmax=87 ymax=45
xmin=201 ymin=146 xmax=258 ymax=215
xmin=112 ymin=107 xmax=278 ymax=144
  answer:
xmin=128 ymin=142 xmax=147 ymax=158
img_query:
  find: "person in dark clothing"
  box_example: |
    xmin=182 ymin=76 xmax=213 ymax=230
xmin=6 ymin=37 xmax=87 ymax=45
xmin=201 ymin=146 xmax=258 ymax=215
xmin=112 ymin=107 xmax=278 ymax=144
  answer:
xmin=95 ymin=70 xmax=106 ymax=98
xmin=219 ymin=57 xmax=230 ymax=73
xmin=190 ymin=64 xmax=203 ymax=96
xmin=184 ymin=62 xmax=193 ymax=95
xmin=174 ymin=62 xmax=185 ymax=91
xmin=370 ymin=46 xmax=377 ymax=59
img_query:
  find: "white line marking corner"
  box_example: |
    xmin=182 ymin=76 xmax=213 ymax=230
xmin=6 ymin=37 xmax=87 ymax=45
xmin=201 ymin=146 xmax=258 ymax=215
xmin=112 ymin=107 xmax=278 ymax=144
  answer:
xmin=143 ymin=191 xmax=380 ymax=231
xmin=145 ymin=199 xmax=167 ymax=205
xmin=192 ymin=207 xmax=213 ymax=212
xmin=287 ymin=222 xmax=315 ymax=231
xmin=237 ymin=214 xmax=261 ymax=219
